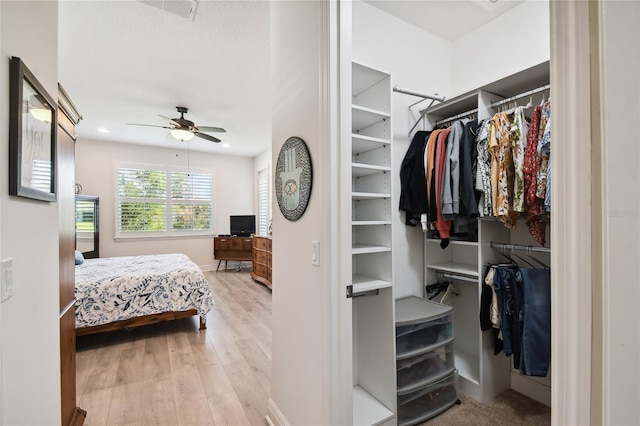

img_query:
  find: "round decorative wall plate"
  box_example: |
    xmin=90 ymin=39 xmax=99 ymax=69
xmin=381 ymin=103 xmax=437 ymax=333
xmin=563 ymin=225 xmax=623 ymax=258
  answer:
xmin=275 ymin=136 xmax=312 ymax=221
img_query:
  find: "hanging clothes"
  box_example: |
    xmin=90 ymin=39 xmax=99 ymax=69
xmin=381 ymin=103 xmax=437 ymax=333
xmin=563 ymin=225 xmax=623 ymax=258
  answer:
xmin=459 ymin=119 xmax=480 ymax=218
xmin=484 ymin=262 xmax=551 ymax=377
xmin=442 ymin=120 xmax=467 ymax=220
xmin=475 ymin=120 xmax=492 ymax=217
xmin=426 ymin=129 xmax=443 ymax=223
xmin=399 ymin=130 xmax=431 ymax=226
xmin=523 ymin=105 xmax=547 ymax=245
xmin=542 ymin=116 xmax=552 ymax=212
xmin=536 ymin=101 xmax=552 ymax=205
xmin=491 ymin=112 xmax=518 ymax=229
xmin=434 ymin=128 xmax=452 ymax=247
xmin=511 ymin=106 xmax=529 ymax=213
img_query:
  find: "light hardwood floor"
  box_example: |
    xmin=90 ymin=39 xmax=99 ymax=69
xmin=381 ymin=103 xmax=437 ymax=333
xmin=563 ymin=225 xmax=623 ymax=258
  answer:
xmin=76 ymin=268 xmax=272 ymax=426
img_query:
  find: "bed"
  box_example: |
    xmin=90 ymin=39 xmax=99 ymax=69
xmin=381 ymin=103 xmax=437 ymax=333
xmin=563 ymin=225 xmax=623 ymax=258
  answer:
xmin=74 ymin=253 xmax=215 ymax=336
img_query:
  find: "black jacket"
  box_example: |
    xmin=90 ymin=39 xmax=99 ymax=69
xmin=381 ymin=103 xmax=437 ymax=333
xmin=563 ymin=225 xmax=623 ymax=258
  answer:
xmin=399 ymin=130 xmax=431 ymax=226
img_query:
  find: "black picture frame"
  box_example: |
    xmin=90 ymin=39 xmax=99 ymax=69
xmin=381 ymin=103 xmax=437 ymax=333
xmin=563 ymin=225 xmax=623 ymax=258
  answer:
xmin=9 ymin=56 xmax=57 ymax=202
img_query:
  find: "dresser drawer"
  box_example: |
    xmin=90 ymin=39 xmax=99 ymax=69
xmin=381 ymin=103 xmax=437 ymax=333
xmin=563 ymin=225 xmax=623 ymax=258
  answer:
xmin=397 ymin=371 xmax=458 ymax=426
xmin=254 ymin=263 xmax=267 ymax=278
xmin=397 ymin=339 xmax=455 ymax=393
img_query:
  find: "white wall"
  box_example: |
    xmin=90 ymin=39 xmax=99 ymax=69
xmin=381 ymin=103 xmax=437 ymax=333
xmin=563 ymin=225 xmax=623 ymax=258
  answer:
xmin=353 ymin=0 xmax=455 ymax=299
xmin=452 ymin=0 xmax=550 ymax=96
xmin=268 ymin=1 xmax=335 ymax=424
xmin=598 ymin=1 xmax=640 ymax=422
xmin=0 ymin=1 xmax=62 ymax=424
xmin=75 ymin=138 xmax=255 ymax=270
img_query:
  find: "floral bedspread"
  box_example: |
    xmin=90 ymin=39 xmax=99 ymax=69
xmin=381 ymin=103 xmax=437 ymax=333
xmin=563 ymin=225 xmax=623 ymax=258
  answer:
xmin=75 ymin=253 xmax=215 ymax=329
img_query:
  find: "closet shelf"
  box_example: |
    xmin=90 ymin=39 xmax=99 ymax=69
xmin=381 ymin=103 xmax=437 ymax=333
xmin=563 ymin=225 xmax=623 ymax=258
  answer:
xmin=426 ymin=262 xmax=478 ymax=278
xmin=352 ymin=105 xmax=390 ymax=133
xmin=353 ymin=385 xmax=394 ymax=426
xmin=352 ymin=274 xmax=392 ymax=294
xmin=352 ymin=163 xmax=391 ymax=177
xmin=352 ymin=244 xmax=391 ymax=255
xmin=352 ymin=134 xmax=391 ymax=155
xmin=352 ymin=220 xmax=391 ymax=226
xmin=352 ymin=191 xmax=391 ymax=200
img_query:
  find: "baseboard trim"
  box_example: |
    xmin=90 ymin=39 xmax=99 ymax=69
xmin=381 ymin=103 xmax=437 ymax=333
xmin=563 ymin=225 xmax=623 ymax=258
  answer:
xmin=266 ymin=398 xmax=289 ymax=426
xmin=510 ymin=372 xmax=551 ymax=407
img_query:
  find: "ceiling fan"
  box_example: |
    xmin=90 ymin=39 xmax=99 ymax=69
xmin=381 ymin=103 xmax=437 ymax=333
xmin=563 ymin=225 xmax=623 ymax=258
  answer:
xmin=127 ymin=106 xmax=226 ymax=142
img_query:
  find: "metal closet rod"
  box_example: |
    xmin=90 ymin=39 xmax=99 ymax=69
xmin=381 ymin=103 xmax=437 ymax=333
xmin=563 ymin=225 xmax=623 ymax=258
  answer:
xmin=435 ymin=107 xmax=479 ymax=126
xmin=436 ymin=272 xmax=478 ymax=283
xmin=393 ymin=85 xmax=446 ymax=102
xmin=490 ymin=84 xmax=551 ymax=108
xmin=490 ymin=242 xmax=551 ymax=254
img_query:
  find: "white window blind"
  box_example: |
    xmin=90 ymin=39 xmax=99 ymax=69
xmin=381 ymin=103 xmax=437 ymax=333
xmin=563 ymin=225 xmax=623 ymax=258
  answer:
xmin=170 ymin=171 xmax=213 ymax=231
xmin=257 ymin=168 xmax=269 ymax=236
xmin=31 ymin=160 xmax=52 ymax=192
xmin=116 ymin=164 xmax=213 ymax=237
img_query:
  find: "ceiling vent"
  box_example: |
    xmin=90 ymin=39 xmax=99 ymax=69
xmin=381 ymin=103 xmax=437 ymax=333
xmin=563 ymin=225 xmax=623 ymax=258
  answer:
xmin=139 ymin=0 xmax=198 ymax=21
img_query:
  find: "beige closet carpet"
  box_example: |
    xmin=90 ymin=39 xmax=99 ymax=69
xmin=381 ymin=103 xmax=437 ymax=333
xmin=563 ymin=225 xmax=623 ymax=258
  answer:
xmin=420 ymin=390 xmax=551 ymax=425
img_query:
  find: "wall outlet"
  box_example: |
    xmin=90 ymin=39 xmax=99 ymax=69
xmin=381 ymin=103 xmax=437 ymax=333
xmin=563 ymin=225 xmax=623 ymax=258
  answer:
xmin=1 ymin=258 xmax=14 ymax=302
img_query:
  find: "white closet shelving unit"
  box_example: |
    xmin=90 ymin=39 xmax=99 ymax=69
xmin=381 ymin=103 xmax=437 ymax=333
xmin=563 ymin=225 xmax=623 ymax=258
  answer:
xmin=349 ymin=61 xmax=397 ymax=425
xmin=422 ymin=62 xmax=552 ymax=406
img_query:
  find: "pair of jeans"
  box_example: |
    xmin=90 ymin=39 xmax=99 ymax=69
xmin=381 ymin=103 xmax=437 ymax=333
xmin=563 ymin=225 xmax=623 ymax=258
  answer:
xmin=519 ymin=268 xmax=551 ymax=376
xmin=492 ymin=265 xmax=523 ymax=367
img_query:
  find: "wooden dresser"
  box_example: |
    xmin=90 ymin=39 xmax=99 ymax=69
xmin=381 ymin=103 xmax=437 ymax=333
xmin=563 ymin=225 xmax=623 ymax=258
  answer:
xmin=214 ymin=236 xmax=253 ymax=271
xmin=251 ymin=236 xmax=272 ymax=289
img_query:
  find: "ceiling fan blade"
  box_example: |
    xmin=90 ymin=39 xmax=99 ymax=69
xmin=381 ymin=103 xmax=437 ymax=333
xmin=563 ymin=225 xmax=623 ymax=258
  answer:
xmin=126 ymin=123 xmax=173 ymax=129
xmin=158 ymin=114 xmax=180 ymax=127
xmin=194 ymin=132 xmax=221 ymax=143
xmin=196 ymin=126 xmax=226 ymax=133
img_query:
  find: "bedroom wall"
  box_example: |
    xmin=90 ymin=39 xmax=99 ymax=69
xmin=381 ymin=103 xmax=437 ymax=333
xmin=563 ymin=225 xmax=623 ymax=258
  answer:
xmin=352 ymin=0 xmax=455 ymax=300
xmin=0 ymin=1 xmax=61 ymax=424
xmin=75 ymin=138 xmax=255 ymax=270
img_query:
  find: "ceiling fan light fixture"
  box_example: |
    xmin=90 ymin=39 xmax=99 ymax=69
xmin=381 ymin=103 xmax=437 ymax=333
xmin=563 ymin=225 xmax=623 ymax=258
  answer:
xmin=170 ymin=128 xmax=194 ymax=141
xmin=30 ymin=108 xmax=52 ymax=123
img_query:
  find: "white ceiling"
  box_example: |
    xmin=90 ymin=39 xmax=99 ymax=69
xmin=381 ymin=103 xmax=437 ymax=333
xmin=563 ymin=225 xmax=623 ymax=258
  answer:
xmin=58 ymin=0 xmax=523 ymax=157
xmin=363 ymin=0 xmax=525 ymax=42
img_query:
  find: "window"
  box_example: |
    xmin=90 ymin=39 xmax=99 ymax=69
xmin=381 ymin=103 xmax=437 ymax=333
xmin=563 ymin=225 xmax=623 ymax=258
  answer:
xmin=116 ymin=163 xmax=214 ymax=237
xmin=257 ymin=168 xmax=269 ymax=235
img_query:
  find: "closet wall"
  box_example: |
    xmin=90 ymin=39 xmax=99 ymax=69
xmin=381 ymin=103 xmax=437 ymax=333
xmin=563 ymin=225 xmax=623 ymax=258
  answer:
xmin=452 ymin=1 xmax=550 ymax=95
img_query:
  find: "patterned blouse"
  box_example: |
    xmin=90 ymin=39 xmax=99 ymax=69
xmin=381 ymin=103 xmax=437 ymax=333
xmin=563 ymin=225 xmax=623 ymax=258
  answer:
xmin=491 ymin=112 xmax=518 ymax=229
xmin=536 ymin=101 xmax=552 ymax=201
xmin=523 ymin=105 xmax=547 ymax=245
xmin=511 ymin=106 xmax=529 ymax=213
xmin=475 ymin=120 xmax=492 ymax=217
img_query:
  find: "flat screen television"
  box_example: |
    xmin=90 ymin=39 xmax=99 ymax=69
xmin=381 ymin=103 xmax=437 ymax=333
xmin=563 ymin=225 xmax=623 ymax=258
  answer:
xmin=230 ymin=215 xmax=256 ymax=236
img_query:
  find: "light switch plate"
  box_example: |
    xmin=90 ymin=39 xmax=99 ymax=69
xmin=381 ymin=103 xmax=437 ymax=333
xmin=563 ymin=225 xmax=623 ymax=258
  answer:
xmin=311 ymin=241 xmax=320 ymax=266
xmin=1 ymin=258 xmax=14 ymax=302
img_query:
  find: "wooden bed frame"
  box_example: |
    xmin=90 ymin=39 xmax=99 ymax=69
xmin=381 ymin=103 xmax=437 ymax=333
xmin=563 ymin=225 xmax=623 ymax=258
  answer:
xmin=76 ymin=309 xmax=206 ymax=336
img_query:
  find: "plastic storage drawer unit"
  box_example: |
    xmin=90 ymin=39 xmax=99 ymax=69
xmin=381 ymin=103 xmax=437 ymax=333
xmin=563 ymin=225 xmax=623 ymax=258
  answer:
xmin=396 ymin=338 xmax=455 ymax=392
xmin=397 ymin=370 xmax=459 ymax=426
xmin=395 ymin=297 xmax=453 ymax=358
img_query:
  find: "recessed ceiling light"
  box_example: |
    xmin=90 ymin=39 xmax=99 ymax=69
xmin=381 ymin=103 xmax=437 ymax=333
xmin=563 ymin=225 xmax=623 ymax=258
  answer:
xmin=97 ymin=128 xmax=110 ymax=133
xmin=222 ymin=143 xmax=230 ymax=148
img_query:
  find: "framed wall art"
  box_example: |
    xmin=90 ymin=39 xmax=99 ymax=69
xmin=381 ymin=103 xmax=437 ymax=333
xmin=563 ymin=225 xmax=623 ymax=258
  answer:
xmin=275 ymin=136 xmax=312 ymax=221
xmin=9 ymin=56 xmax=57 ymax=202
